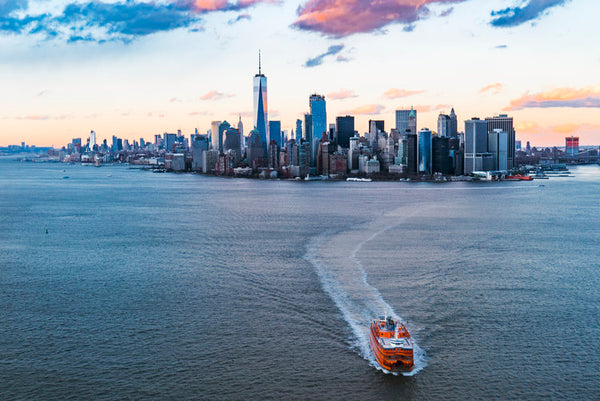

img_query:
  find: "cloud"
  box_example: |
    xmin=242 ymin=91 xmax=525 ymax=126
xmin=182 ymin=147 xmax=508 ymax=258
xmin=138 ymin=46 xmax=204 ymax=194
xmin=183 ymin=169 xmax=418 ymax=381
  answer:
xmin=304 ymin=44 xmax=344 ymax=67
xmin=383 ymin=88 xmax=425 ymax=99
xmin=293 ymin=0 xmax=466 ymax=37
xmin=490 ymin=0 xmax=571 ymax=27
xmin=228 ymin=13 xmax=251 ymax=24
xmin=505 ymin=85 xmax=600 ymax=110
xmin=479 ymin=83 xmax=503 ymax=94
xmin=0 ymin=0 xmax=277 ymax=42
xmin=439 ymin=7 xmax=454 ymax=17
xmin=495 ymin=44 xmax=508 ymax=49
xmin=412 ymin=104 xmax=451 ymax=112
xmin=514 ymin=121 xmax=541 ymax=133
xmin=552 ymin=123 xmax=600 ymax=134
xmin=327 ymin=89 xmax=358 ymax=100
xmin=199 ymin=90 xmax=235 ymax=100
xmin=341 ymin=104 xmax=385 ymax=115
xmin=189 ymin=111 xmax=211 ymax=116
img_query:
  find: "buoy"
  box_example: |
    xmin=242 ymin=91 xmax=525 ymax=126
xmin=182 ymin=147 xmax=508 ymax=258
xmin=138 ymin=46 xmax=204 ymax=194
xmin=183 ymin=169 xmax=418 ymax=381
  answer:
xmin=45 ymin=229 xmax=48 ymax=234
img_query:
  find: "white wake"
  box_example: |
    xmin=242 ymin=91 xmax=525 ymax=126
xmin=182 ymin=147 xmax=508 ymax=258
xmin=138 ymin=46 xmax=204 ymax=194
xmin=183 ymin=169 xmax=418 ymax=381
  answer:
xmin=304 ymin=207 xmax=429 ymax=376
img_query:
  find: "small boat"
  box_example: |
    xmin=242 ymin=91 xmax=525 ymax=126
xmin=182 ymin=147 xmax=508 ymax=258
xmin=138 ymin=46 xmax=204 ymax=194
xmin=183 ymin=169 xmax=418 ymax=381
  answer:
xmin=346 ymin=177 xmax=372 ymax=182
xmin=369 ymin=316 xmax=414 ymax=372
xmin=505 ymin=174 xmax=533 ymax=181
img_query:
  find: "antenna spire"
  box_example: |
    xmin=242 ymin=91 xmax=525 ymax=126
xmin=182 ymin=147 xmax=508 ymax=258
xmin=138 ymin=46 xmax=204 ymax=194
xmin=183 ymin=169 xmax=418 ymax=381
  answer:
xmin=258 ymin=49 xmax=262 ymax=75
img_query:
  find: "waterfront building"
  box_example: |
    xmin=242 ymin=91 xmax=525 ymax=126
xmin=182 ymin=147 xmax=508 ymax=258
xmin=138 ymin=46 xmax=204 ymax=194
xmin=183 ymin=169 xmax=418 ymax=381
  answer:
xmin=269 ymin=120 xmax=282 ymax=147
xmin=164 ymin=133 xmax=177 ymax=153
xmin=486 ymin=114 xmax=514 ymax=169
xmin=404 ymin=133 xmax=418 ymax=175
xmin=566 ymin=136 xmax=579 ymax=157
xmin=336 ymin=115 xmax=355 ymax=148
xmin=268 ymin=140 xmax=279 ymax=170
xmin=224 ymin=127 xmax=242 ymax=161
xmin=464 ymin=118 xmax=489 ymax=174
xmin=253 ymin=52 xmax=268 ymax=156
xmin=285 ymin=139 xmax=299 ymax=166
xmin=298 ymin=140 xmax=311 ymax=177
xmin=418 ymin=128 xmax=432 ymax=174
xmin=247 ymin=129 xmax=263 ymax=171
xmin=202 ymin=149 xmax=219 ymax=173
xmin=191 ymin=135 xmax=209 ymax=171
xmin=488 ymin=129 xmax=508 ymax=170
xmin=432 ymin=136 xmax=452 ymax=174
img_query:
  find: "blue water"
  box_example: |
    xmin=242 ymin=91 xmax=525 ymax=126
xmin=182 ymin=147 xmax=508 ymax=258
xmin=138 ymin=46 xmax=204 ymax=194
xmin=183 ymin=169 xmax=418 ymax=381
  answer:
xmin=1 ymin=159 xmax=599 ymax=399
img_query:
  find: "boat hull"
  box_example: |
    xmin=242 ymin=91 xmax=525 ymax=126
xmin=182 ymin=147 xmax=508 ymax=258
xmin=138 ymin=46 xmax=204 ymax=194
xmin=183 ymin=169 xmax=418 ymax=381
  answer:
xmin=369 ymin=322 xmax=414 ymax=372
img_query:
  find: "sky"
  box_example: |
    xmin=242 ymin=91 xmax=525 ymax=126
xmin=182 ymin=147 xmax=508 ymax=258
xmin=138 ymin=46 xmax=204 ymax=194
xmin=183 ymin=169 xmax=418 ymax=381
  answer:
xmin=1 ymin=0 xmax=599 ymax=147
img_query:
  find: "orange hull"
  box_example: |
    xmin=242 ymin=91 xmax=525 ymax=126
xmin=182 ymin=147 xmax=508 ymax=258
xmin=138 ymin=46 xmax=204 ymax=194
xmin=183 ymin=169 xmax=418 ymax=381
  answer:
xmin=369 ymin=318 xmax=414 ymax=372
xmin=506 ymin=175 xmax=533 ymax=181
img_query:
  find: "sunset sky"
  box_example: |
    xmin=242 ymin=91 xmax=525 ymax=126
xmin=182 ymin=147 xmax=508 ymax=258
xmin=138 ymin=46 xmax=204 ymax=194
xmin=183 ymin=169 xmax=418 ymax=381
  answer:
xmin=1 ymin=0 xmax=599 ymax=147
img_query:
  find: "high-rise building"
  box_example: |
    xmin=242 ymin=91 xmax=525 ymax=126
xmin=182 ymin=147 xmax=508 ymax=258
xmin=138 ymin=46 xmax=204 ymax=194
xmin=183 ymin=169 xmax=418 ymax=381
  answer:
xmin=224 ymin=127 xmax=241 ymax=160
xmin=210 ymin=121 xmax=221 ymax=152
xmin=488 ymin=129 xmax=508 ymax=170
xmin=295 ymin=119 xmax=302 ymax=143
xmin=369 ymin=120 xmax=385 ymax=134
xmin=336 ymin=115 xmax=355 ymax=148
xmin=464 ymin=118 xmax=494 ymax=174
xmin=432 ymin=136 xmax=452 ymax=174
xmin=395 ymin=107 xmax=417 ymax=134
xmin=247 ymin=129 xmax=264 ymax=170
xmin=192 ymin=135 xmax=209 ymax=171
xmin=437 ymin=114 xmax=451 ymax=138
xmin=449 ymin=108 xmax=458 ymax=138
xmin=218 ymin=121 xmax=231 ymax=153
xmin=310 ymin=94 xmax=327 ymax=142
xmin=269 ymin=120 xmax=282 ymax=147
xmin=88 ymin=131 xmax=96 ymax=152
xmin=304 ymin=114 xmax=312 ymax=143
xmin=566 ymin=136 xmax=579 ymax=156
xmin=486 ymin=114 xmax=514 ymax=168
xmin=418 ymin=128 xmax=432 ymax=174
xmin=404 ymin=133 xmax=418 ymax=175
xmin=237 ymin=115 xmax=244 ymax=150
xmin=253 ymin=52 xmax=268 ymax=156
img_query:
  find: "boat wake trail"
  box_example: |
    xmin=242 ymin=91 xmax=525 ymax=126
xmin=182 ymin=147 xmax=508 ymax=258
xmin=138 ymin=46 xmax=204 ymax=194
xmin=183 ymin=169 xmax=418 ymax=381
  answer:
xmin=304 ymin=207 xmax=428 ymax=376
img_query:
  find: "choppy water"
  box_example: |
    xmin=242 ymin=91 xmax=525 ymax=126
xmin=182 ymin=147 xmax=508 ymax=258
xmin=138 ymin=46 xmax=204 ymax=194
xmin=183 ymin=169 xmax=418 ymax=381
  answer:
xmin=1 ymin=159 xmax=599 ymax=400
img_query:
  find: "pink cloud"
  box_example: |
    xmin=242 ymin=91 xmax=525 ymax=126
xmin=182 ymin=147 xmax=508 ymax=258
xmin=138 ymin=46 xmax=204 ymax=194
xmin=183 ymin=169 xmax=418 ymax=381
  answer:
xmin=293 ymin=0 xmax=465 ymax=37
xmin=189 ymin=0 xmax=279 ymax=12
xmin=479 ymin=83 xmax=503 ymax=94
xmin=341 ymin=104 xmax=385 ymax=115
xmin=412 ymin=104 xmax=451 ymax=112
xmin=383 ymin=88 xmax=425 ymax=99
xmin=505 ymin=84 xmax=600 ymax=110
xmin=327 ymin=89 xmax=358 ymax=100
xmin=199 ymin=91 xmax=235 ymax=101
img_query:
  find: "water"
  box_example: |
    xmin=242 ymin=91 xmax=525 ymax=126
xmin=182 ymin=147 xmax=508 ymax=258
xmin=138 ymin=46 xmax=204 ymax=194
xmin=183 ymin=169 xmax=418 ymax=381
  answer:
xmin=1 ymin=159 xmax=599 ymax=399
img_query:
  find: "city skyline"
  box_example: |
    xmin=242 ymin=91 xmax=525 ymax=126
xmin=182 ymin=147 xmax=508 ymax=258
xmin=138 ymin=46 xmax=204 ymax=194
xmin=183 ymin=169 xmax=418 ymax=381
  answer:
xmin=1 ymin=0 xmax=599 ymax=147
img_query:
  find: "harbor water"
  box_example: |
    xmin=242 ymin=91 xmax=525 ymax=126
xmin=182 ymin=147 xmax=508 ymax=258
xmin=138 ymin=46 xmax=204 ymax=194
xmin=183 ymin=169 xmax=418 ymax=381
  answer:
xmin=1 ymin=159 xmax=599 ymax=399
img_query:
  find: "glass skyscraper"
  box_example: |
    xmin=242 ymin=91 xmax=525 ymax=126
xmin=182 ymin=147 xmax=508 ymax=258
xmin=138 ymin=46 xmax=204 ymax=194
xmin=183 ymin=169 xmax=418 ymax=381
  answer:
xmin=269 ymin=120 xmax=282 ymax=147
xmin=309 ymin=94 xmax=326 ymax=142
xmin=395 ymin=107 xmax=417 ymax=134
xmin=253 ymin=52 xmax=268 ymax=156
xmin=418 ymin=128 xmax=432 ymax=174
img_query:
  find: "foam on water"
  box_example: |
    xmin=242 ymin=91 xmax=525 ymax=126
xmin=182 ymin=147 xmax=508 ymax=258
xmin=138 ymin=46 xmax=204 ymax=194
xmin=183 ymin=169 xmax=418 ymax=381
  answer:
xmin=304 ymin=207 xmax=429 ymax=376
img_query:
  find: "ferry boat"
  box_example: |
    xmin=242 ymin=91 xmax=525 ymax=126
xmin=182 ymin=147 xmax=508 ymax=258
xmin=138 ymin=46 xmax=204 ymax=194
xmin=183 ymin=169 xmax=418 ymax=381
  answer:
xmin=369 ymin=316 xmax=414 ymax=372
xmin=505 ymin=174 xmax=533 ymax=181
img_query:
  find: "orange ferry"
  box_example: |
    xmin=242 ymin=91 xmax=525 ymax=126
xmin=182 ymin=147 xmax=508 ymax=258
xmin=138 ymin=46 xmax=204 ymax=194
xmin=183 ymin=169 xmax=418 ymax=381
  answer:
xmin=369 ymin=317 xmax=414 ymax=372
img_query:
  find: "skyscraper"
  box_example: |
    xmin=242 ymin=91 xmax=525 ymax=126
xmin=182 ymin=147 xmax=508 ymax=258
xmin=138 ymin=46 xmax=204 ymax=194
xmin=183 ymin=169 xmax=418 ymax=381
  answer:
xmin=464 ymin=118 xmax=493 ymax=174
xmin=449 ymin=108 xmax=458 ymax=138
xmin=395 ymin=107 xmax=417 ymax=134
xmin=418 ymin=128 xmax=432 ymax=174
xmin=295 ymin=119 xmax=302 ymax=143
xmin=485 ymin=114 xmax=514 ymax=168
xmin=437 ymin=114 xmax=451 ymax=137
xmin=336 ymin=115 xmax=355 ymax=148
xmin=253 ymin=51 xmax=268 ymax=156
xmin=88 ymin=130 xmax=96 ymax=152
xmin=269 ymin=120 xmax=282 ymax=147
xmin=310 ymin=94 xmax=327 ymax=142
xmin=210 ymin=121 xmax=221 ymax=151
